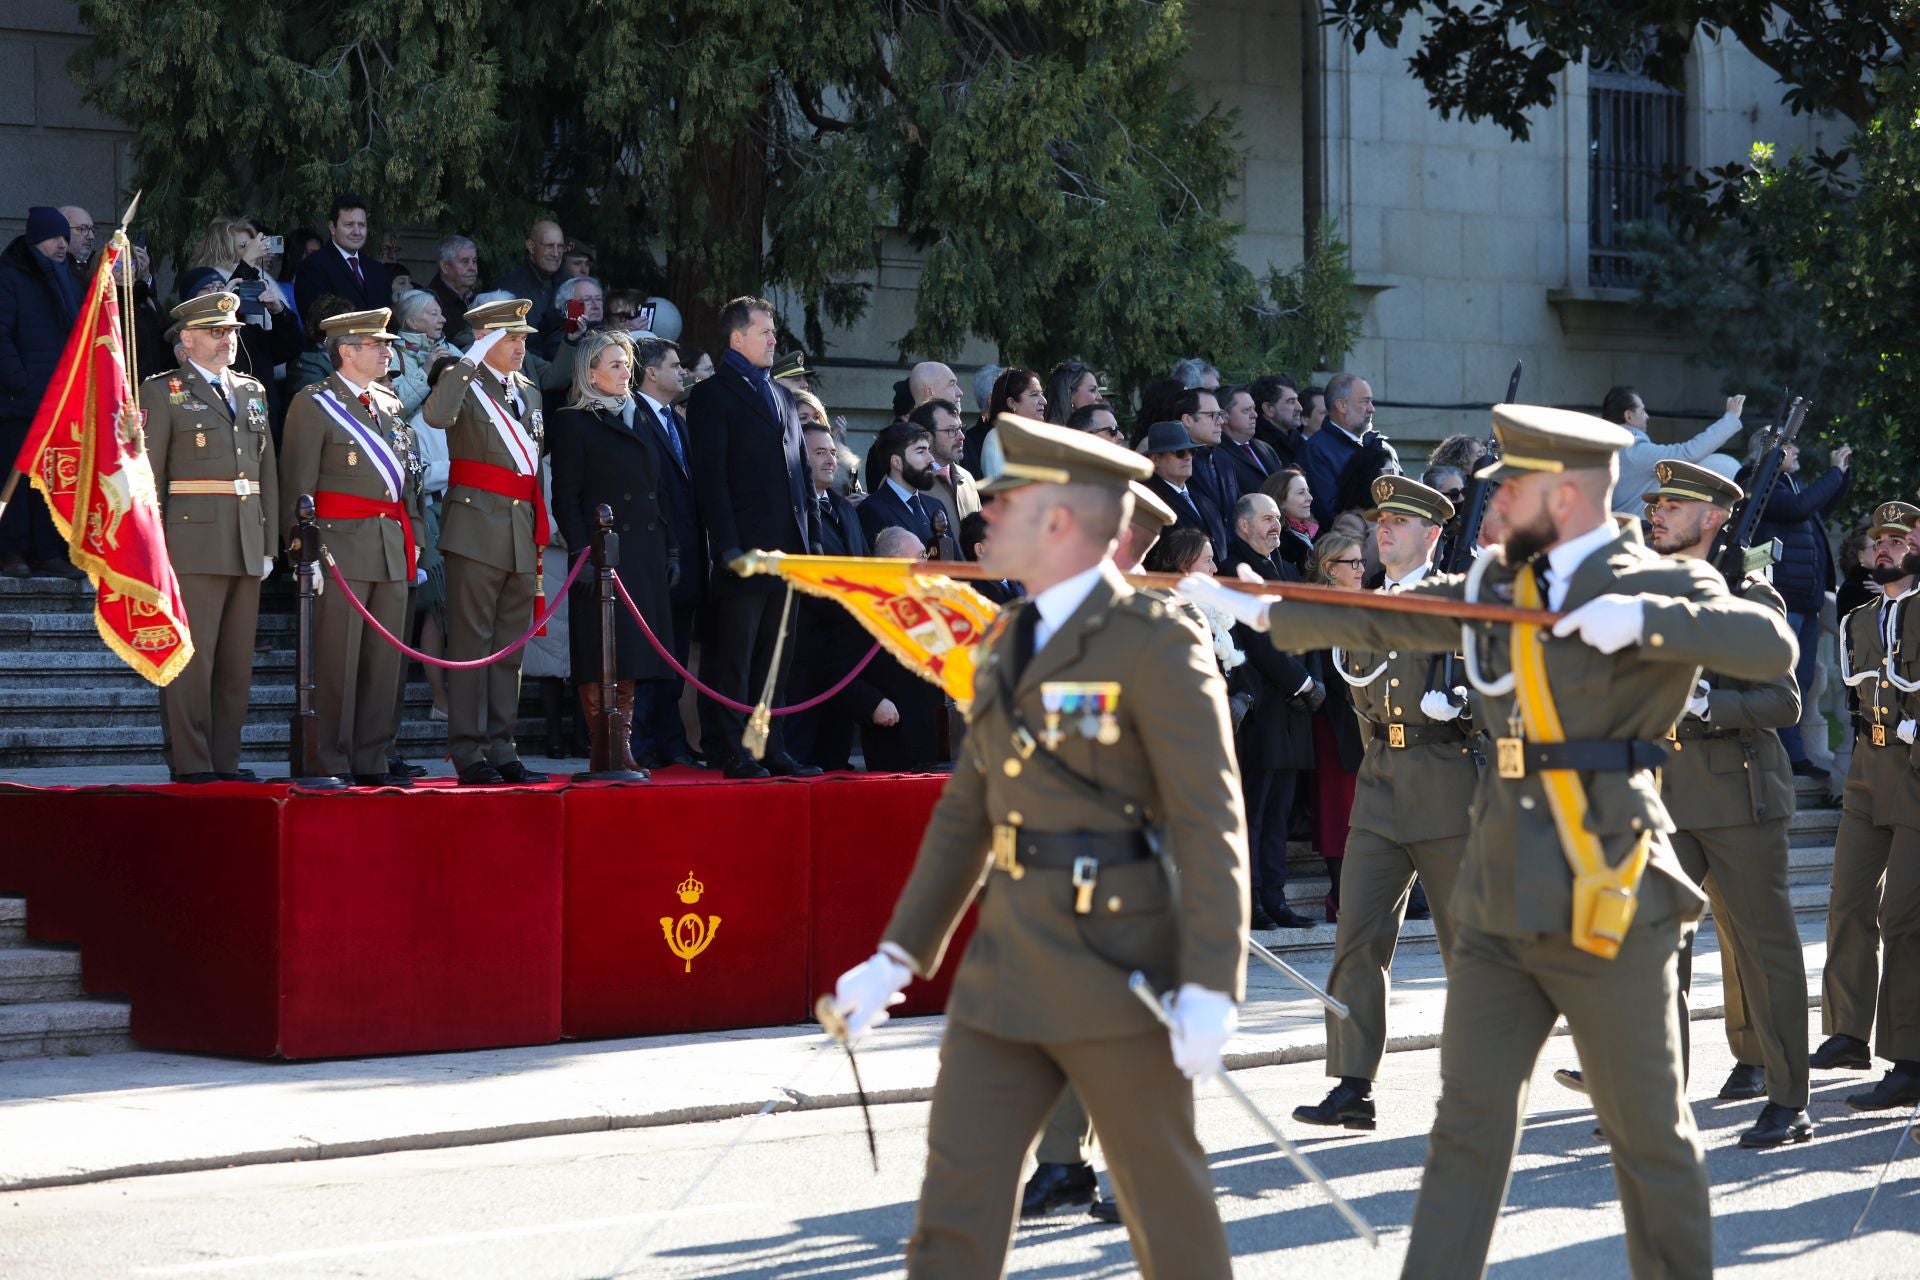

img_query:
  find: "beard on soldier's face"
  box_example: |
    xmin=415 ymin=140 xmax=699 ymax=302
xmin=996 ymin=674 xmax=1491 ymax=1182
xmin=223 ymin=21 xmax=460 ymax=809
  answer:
xmin=1871 ymin=560 xmax=1912 ymax=584
xmin=1502 ymin=506 xmax=1557 ymax=565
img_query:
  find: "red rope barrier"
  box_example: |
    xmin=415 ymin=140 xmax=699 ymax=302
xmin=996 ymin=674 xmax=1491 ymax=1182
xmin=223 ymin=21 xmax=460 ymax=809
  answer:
xmin=609 ymin=569 xmax=881 ymax=716
xmin=318 ymin=551 xmax=588 ymax=668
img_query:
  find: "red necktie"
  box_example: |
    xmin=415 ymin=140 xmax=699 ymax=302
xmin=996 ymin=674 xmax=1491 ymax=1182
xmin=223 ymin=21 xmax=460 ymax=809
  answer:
xmin=348 ymin=255 xmax=365 ymax=288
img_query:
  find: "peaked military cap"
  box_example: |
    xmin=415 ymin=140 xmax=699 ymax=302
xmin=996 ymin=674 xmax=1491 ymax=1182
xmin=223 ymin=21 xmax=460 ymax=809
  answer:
xmin=1642 ymin=458 xmax=1743 ymax=510
xmin=1371 ymin=474 xmax=1455 ymax=523
xmin=320 ymin=308 xmax=400 ymax=343
xmin=1128 ymin=479 xmax=1177 ymax=532
xmin=1476 ymin=404 xmax=1633 ymax=480
xmin=170 ymin=292 xmax=245 ymax=330
xmin=978 ymin=413 xmax=1152 ymax=495
xmin=465 ymin=297 xmax=538 ymax=334
xmin=771 ymin=350 xmax=812 ymax=381
xmin=1869 ymin=500 xmax=1920 ymax=538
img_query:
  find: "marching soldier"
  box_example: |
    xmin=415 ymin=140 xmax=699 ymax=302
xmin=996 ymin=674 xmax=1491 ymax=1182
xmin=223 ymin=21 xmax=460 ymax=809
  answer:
xmin=830 ymin=415 xmax=1250 ymax=1279
xmin=1641 ymin=460 xmax=1811 ymax=1144
xmin=1817 ymin=502 xmax=1920 ymax=1107
xmin=138 ymin=292 xmax=278 ymax=782
xmin=1185 ymin=405 xmax=1795 ymax=1279
xmin=1293 ymin=475 xmax=1477 ymax=1131
xmin=279 ymin=309 xmax=423 ymax=787
xmin=422 ymin=298 xmax=549 ymax=785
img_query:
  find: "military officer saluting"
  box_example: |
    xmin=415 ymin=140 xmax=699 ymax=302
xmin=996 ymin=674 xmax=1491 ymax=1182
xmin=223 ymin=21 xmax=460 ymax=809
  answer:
xmin=1818 ymin=501 xmax=1920 ymax=1108
xmin=1186 ymin=405 xmax=1795 ymax=1279
xmin=279 ymin=309 xmax=424 ymax=787
xmin=138 ymin=292 xmax=278 ymax=783
xmin=1294 ymin=474 xmax=1477 ymax=1133
xmin=830 ymin=415 xmax=1250 ymax=1279
xmin=1641 ymin=460 xmax=1811 ymax=1144
xmin=422 ymin=298 xmax=549 ymax=785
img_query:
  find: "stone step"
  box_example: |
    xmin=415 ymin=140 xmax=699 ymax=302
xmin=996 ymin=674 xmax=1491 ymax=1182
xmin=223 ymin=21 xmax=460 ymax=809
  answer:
xmin=0 ymin=896 xmax=23 ymax=945
xmin=0 ymin=718 xmax=467 ymax=769
xmin=0 ymin=998 xmax=134 ymax=1061
xmin=0 ymin=682 xmax=441 ymax=728
xmin=0 ymin=944 xmax=84 ymax=1003
xmin=0 ymin=576 xmax=98 ymax=615
xmin=0 ymin=648 xmax=299 ymax=686
xmin=0 ymin=611 xmax=296 ymax=650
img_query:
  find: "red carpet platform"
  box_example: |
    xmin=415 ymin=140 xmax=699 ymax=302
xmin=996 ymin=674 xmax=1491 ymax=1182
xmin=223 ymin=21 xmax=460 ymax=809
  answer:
xmin=0 ymin=770 xmax=966 ymax=1059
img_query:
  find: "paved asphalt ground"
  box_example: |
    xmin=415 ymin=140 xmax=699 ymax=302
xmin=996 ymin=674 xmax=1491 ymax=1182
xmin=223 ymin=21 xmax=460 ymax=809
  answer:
xmin=4 ymin=1030 xmax=1916 ymax=1279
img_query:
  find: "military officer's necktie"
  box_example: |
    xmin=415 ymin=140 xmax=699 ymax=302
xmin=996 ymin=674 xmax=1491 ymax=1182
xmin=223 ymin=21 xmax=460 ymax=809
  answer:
xmin=208 ymin=376 xmax=232 ymax=420
xmin=1010 ymin=603 xmax=1041 ymax=684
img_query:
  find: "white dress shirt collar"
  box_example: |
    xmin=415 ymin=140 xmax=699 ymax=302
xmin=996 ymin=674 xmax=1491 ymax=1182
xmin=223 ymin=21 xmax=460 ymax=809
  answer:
xmin=1383 ymin=561 xmax=1429 ymax=591
xmin=1542 ymin=519 xmax=1621 ymax=611
xmin=637 ymin=390 xmax=671 ymax=419
xmin=1030 ymin=563 xmax=1107 ymax=653
xmin=885 ymin=475 xmax=920 ymax=505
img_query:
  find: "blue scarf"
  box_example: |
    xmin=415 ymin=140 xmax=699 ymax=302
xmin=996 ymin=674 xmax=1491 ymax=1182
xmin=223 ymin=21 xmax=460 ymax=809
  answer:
xmin=723 ymin=347 xmax=772 ymax=387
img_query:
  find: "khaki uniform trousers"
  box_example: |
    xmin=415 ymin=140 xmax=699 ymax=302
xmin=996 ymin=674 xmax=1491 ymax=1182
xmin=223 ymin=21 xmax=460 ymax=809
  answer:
xmin=1034 ymin=1087 xmax=1094 ymax=1165
xmin=1822 ymin=805 xmax=1919 ymax=1045
xmin=909 ymin=1020 xmax=1228 ymax=1280
xmin=443 ymin=550 xmax=536 ymax=770
xmin=1404 ymin=916 xmax=1710 ymax=1280
xmin=1327 ymin=829 xmax=1464 ymax=1081
xmin=1670 ymin=821 xmax=1809 ymax=1107
xmin=160 ymin=572 xmax=260 ymax=777
xmin=313 ymin=575 xmax=408 ymax=776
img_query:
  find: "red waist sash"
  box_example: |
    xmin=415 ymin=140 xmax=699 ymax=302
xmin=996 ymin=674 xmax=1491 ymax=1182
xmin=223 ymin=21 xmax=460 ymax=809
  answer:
xmin=313 ymin=491 xmax=416 ymax=577
xmin=448 ymin=459 xmax=549 ymax=551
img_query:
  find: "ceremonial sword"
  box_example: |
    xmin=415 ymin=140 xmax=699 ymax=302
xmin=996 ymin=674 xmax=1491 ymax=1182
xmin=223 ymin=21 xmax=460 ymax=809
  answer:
xmin=1248 ymin=938 xmax=1349 ymax=1019
xmin=1851 ymin=1097 xmax=1920 ymax=1237
xmin=1128 ymin=972 xmax=1379 ymax=1247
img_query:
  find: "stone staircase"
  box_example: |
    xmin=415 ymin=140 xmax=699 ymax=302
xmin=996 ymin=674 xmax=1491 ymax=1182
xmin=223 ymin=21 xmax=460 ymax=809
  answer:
xmin=0 ymin=896 xmax=132 ymax=1060
xmin=0 ymin=574 xmax=557 ymax=770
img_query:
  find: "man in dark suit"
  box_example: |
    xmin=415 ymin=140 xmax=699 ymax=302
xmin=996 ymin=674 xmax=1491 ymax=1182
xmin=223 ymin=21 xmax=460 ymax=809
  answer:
xmin=857 ymin=420 xmax=940 ymax=549
xmin=912 ymin=398 xmax=979 ymax=557
xmin=959 ymin=511 xmax=1021 ymax=604
xmin=1218 ymin=383 xmax=1284 ymax=498
xmin=292 ymin=193 xmax=393 ymax=323
xmin=1222 ymin=491 xmax=1322 ymax=929
xmin=1295 ymin=371 xmax=1374 ymax=526
xmin=786 ymin=421 xmax=886 ymax=770
xmin=632 ymin=335 xmax=705 ymax=768
xmin=1177 ymin=387 xmax=1239 ymax=533
xmin=1141 ymin=420 xmax=1230 ymax=564
xmin=687 ymin=295 xmax=822 ymax=780
xmin=1249 ymin=374 xmax=1305 ymax=467
xmin=490 ymin=219 xmax=568 ymax=360
xmin=429 ymin=235 xmax=480 ymax=349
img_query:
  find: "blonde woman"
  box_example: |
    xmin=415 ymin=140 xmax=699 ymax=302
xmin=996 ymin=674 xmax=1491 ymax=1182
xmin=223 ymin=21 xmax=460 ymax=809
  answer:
xmin=1307 ymin=527 xmax=1367 ymax=922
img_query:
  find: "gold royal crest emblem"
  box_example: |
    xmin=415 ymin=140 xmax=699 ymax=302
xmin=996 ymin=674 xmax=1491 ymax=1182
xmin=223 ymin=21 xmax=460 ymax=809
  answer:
xmin=661 ymin=872 xmax=721 ymax=973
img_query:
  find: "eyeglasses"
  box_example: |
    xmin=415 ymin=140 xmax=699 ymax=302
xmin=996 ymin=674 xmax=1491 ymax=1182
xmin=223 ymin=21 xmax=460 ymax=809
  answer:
xmin=1192 ymin=409 xmax=1225 ymax=420
xmin=609 ymin=309 xmax=636 ymax=321
xmin=1439 ymin=489 xmax=1466 ymax=503
xmin=933 ymin=425 xmax=965 ymax=437
xmin=1094 ymin=426 xmax=1124 ymax=440
xmin=1161 ymin=449 xmax=1193 ymax=459
xmin=1328 ymin=557 xmax=1366 ymax=569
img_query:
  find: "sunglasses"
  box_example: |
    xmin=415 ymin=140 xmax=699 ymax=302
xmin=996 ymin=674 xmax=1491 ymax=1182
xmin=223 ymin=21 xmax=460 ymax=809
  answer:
xmin=1162 ymin=449 xmax=1193 ymax=459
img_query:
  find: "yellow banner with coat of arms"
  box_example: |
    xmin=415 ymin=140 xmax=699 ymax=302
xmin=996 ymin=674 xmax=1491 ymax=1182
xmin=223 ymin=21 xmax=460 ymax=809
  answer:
xmin=731 ymin=551 xmax=1000 ymax=708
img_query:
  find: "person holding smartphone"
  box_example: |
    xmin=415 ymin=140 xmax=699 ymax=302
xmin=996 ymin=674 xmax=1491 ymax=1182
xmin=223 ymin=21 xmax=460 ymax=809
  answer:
xmin=185 ymin=216 xmax=301 ymax=439
xmin=538 ymin=275 xmax=606 ymax=394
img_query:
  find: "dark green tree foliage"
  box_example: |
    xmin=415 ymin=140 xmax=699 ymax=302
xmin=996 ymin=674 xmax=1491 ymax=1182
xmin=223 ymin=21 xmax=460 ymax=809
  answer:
xmin=72 ymin=0 xmax=1358 ymax=386
xmin=1325 ymin=1 xmax=1913 ymax=141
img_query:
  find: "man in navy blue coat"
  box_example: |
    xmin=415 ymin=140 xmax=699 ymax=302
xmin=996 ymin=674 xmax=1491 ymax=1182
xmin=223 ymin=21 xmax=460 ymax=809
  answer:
xmin=1295 ymin=372 xmax=1376 ymax=527
xmin=857 ymin=420 xmax=941 ymax=550
xmin=0 ymin=206 xmax=83 ymax=577
xmin=631 ymin=336 xmax=706 ymax=768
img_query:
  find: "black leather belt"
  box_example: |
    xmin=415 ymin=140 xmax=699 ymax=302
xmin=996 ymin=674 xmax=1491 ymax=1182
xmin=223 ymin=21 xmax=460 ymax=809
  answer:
xmin=994 ymin=828 xmax=1152 ymax=870
xmin=1671 ymin=720 xmax=1739 ymax=742
xmin=1368 ymin=720 xmax=1467 ymax=748
xmin=1516 ymin=738 xmax=1668 ymax=772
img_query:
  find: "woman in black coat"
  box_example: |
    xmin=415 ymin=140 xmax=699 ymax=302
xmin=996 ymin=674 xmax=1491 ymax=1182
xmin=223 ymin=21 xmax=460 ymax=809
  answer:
xmin=548 ymin=331 xmax=679 ymax=774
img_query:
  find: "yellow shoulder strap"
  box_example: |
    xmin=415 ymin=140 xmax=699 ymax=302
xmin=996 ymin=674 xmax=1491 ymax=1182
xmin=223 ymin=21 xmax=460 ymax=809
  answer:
xmin=1511 ymin=569 xmax=1650 ymax=959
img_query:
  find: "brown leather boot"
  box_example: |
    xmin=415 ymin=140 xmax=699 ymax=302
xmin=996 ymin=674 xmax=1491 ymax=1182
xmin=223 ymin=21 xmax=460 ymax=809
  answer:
xmin=578 ymin=682 xmax=608 ymax=771
xmin=612 ymin=682 xmax=646 ymax=775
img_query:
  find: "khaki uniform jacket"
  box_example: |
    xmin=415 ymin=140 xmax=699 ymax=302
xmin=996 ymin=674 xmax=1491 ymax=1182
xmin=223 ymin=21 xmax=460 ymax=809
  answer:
xmin=138 ymin=364 xmax=277 ymax=576
xmin=883 ymin=562 xmax=1251 ymax=1041
xmin=423 ymin=359 xmax=545 ymax=575
xmin=1261 ymin=527 xmax=1797 ymax=940
xmin=1840 ymin=589 xmax=1920 ymax=824
xmin=1662 ymin=574 xmax=1798 ymax=831
xmin=1337 ymin=642 xmax=1479 ymax=843
xmin=279 ymin=374 xmax=423 ymax=584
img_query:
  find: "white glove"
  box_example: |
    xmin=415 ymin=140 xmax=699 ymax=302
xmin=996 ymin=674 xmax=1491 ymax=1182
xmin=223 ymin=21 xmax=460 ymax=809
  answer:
xmin=1168 ymin=984 xmax=1237 ymax=1081
xmin=1550 ymin=594 xmax=1644 ymax=654
xmin=465 ymin=327 xmax=508 ymax=366
xmin=302 ymin=562 xmax=323 ymax=598
xmin=1900 ymin=719 xmax=1917 ymax=746
xmin=259 ymin=556 xmax=274 ymax=582
xmin=1176 ymin=574 xmax=1270 ymax=633
xmin=1420 ymin=688 xmax=1462 ymax=722
xmin=831 ymin=950 xmax=912 ymax=1046
xmin=1686 ymin=680 xmax=1711 ymax=720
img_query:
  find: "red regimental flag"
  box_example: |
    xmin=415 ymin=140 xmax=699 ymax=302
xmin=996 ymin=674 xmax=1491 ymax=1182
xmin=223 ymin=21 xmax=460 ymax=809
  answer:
xmin=12 ymin=239 xmax=193 ymax=685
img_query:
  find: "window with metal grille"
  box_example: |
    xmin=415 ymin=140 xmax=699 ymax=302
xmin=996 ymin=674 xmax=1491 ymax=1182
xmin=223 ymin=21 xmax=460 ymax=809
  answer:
xmin=1588 ymin=48 xmax=1685 ymax=287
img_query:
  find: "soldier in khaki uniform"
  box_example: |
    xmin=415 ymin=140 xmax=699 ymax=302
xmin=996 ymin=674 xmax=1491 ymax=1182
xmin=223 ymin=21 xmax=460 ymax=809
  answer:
xmin=1021 ymin=479 xmax=1180 ymax=1226
xmin=1818 ymin=503 xmax=1920 ymax=1108
xmin=1186 ymin=405 xmax=1796 ymax=1280
xmin=138 ymin=293 xmax=278 ymax=782
xmin=279 ymin=309 xmax=424 ymax=787
xmin=831 ymin=415 xmax=1249 ymax=1279
xmin=1294 ymin=475 xmax=1477 ymax=1131
xmin=422 ymin=298 xmax=548 ymax=785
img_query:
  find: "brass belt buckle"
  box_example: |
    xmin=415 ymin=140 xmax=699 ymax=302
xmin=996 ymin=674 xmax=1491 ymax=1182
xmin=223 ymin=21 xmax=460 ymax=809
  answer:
xmin=1071 ymin=856 xmax=1099 ymax=915
xmin=1388 ymin=722 xmax=1406 ymax=749
xmin=1496 ymin=737 xmax=1526 ymax=779
xmin=1873 ymin=722 xmax=1888 ymax=747
xmin=992 ymin=825 xmax=1024 ymax=879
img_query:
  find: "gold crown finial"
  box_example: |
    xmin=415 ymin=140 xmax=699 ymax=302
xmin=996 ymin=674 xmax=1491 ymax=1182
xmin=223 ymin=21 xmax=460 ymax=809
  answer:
xmin=677 ymin=872 xmax=704 ymax=904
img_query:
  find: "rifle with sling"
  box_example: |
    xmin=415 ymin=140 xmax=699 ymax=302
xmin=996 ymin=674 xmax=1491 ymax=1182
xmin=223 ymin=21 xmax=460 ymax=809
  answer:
xmin=1441 ymin=359 xmax=1521 ymax=577
xmin=1712 ymin=395 xmax=1806 ymax=585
